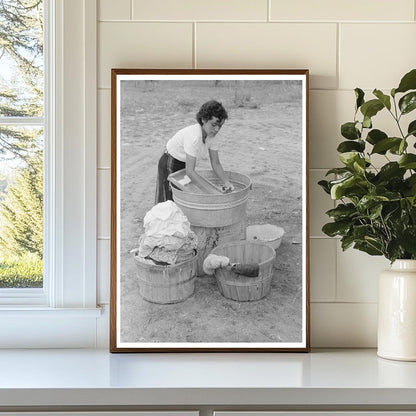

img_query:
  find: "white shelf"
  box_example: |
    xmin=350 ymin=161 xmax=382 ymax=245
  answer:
xmin=0 ymin=349 xmax=415 ymax=409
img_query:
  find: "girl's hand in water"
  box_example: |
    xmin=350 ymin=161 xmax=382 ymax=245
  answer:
xmin=221 ymin=182 xmax=234 ymax=193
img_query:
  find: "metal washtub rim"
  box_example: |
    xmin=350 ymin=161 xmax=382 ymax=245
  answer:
xmin=173 ymin=194 xmax=249 ymax=210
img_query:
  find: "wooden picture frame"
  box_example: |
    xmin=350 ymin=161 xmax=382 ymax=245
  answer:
xmin=110 ymin=69 xmax=310 ymax=352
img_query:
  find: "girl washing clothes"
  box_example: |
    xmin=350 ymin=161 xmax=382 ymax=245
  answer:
xmin=155 ymin=100 xmax=234 ymax=203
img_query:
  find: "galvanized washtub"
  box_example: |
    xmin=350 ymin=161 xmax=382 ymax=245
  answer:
xmin=168 ymin=169 xmax=252 ymax=228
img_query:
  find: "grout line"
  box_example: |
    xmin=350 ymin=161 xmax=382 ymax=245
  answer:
xmin=130 ymin=0 xmax=133 ymax=20
xmin=98 ymin=167 xmax=111 ymax=170
xmin=415 ymin=0 xmax=416 ymax=21
xmin=193 ymin=22 xmax=197 ymax=69
xmin=267 ymin=0 xmax=271 ymax=22
xmin=97 ymin=19 xmax=415 ymax=24
xmin=95 ymin=87 xmax=371 ymax=92
xmin=333 ymin=230 xmax=338 ymax=301
xmin=309 ymin=168 xmax=336 ymax=171
xmin=98 ymin=236 xmax=111 ymax=240
xmin=311 ymin=301 xmax=378 ymax=305
xmin=309 ymin=236 xmax=340 ymax=239
xmin=98 ymin=19 xmax=268 ymax=23
xmin=336 ymin=23 xmax=340 ymax=90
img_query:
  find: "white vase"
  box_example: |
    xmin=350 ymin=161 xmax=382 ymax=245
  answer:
xmin=378 ymin=259 xmax=416 ymax=361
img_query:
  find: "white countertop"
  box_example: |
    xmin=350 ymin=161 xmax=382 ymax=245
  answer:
xmin=0 ymin=348 xmax=416 ymax=408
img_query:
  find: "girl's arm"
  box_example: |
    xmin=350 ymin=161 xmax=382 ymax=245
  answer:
xmin=185 ymin=153 xmax=214 ymax=194
xmin=209 ymin=149 xmax=233 ymax=190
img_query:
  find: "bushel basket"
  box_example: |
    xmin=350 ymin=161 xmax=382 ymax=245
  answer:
xmin=211 ymin=240 xmax=275 ymax=302
xmin=133 ymin=251 xmax=198 ymax=304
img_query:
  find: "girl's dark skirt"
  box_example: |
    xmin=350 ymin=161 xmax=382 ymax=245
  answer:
xmin=155 ymin=151 xmax=186 ymax=204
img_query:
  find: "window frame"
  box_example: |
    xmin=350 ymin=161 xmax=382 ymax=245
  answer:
xmin=0 ymin=0 xmax=47 ymax=304
xmin=0 ymin=0 xmax=100 ymax=348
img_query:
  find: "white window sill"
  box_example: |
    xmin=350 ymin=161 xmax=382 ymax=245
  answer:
xmin=0 ymin=306 xmax=102 ymax=316
xmin=0 ymin=349 xmax=415 ymax=409
xmin=0 ymin=307 xmax=105 ymax=348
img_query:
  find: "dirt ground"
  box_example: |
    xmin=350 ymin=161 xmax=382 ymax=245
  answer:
xmin=118 ymin=80 xmax=304 ymax=345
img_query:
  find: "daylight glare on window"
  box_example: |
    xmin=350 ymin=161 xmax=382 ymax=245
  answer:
xmin=0 ymin=0 xmax=44 ymax=288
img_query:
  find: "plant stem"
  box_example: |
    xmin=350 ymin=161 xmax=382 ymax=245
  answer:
xmin=390 ymin=97 xmax=406 ymax=139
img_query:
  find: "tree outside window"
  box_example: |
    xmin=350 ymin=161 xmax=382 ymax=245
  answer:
xmin=0 ymin=0 xmax=44 ymax=288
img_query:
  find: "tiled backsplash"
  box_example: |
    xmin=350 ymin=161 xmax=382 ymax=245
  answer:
xmin=96 ymin=0 xmax=416 ymax=347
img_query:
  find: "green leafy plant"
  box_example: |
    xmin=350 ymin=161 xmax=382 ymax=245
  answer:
xmin=319 ymin=69 xmax=416 ymax=262
xmin=0 ymin=252 xmax=43 ymax=288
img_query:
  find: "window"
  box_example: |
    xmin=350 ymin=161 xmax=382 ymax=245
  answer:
xmin=0 ymin=0 xmax=101 ymax=348
xmin=0 ymin=0 xmax=45 ymax=294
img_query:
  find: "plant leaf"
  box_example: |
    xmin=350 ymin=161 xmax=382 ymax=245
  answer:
xmin=354 ymin=241 xmax=383 ymax=256
xmin=369 ymin=203 xmax=383 ymax=219
xmin=386 ymin=240 xmax=403 ymax=263
xmin=398 ymin=226 xmax=416 ymax=255
xmin=377 ymin=162 xmax=406 ymax=181
xmin=325 ymin=167 xmax=351 ymax=176
xmin=371 ymin=137 xmax=402 ymax=154
xmin=341 ymin=122 xmax=360 ymax=140
xmin=318 ymin=180 xmax=331 ymax=194
xmin=395 ymin=68 xmax=416 ymax=94
xmin=399 ymin=139 xmax=407 ymax=154
xmin=353 ymin=158 xmax=366 ymax=174
xmin=399 ymin=91 xmax=416 ymax=115
xmin=339 ymin=152 xmax=360 ymax=167
xmin=357 ymin=195 xmax=389 ymax=212
xmin=360 ymin=99 xmax=384 ymax=119
xmin=373 ymin=89 xmax=391 ymax=110
xmin=399 ymin=154 xmax=416 ymax=169
xmin=366 ymin=129 xmax=387 ymax=145
xmin=407 ymin=120 xmax=416 ymax=138
xmin=326 ymin=203 xmax=357 ymax=220
xmin=337 ymin=140 xmax=365 ymax=153
xmin=355 ymin=88 xmax=365 ymax=110
xmin=330 ymin=175 xmax=369 ymax=200
xmin=362 ymin=115 xmax=372 ymax=129
xmin=330 ymin=176 xmax=358 ymax=199
xmin=322 ymin=221 xmax=351 ymax=237
xmin=341 ymin=235 xmax=355 ymax=251
xmin=389 ymin=139 xmax=408 ymax=155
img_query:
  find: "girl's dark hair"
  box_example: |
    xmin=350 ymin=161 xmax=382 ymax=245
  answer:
xmin=196 ymin=100 xmax=228 ymax=125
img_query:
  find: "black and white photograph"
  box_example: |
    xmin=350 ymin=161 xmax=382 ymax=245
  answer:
xmin=110 ymin=69 xmax=309 ymax=352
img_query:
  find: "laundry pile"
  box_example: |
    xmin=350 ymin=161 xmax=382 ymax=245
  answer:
xmin=136 ymin=201 xmax=198 ymax=266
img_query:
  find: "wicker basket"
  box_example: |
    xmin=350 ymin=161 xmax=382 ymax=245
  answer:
xmin=210 ymin=241 xmax=275 ymax=302
xmin=133 ymin=251 xmax=198 ymax=304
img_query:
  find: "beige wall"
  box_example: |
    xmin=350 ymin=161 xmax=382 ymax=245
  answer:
xmin=96 ymin=0 xmax=416 ymax=347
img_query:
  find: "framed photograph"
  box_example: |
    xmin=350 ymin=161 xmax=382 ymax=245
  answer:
xmin=110 ymin=69 xmax=310 ymax=352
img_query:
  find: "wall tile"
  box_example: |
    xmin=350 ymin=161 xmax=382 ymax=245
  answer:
xmin=133 ymin=0 xmax=268 ymax=21
xmin=309 ymin=169 xmax=334 ymax=237
xmin=98 ymin=169 xmax=111 ymax=239
xmin=95 ymin=3 xmax=414 ymax=348
xmin=98 ymin=0 xmax=130 ymax=21
xmin=309 ymin=90 xmax=350 ymax=169
xmin=310 ymin=239 xmax=336 ymax=302
xmin=309 ymin=89 xmax=408 ymax=169
xmin=98 ymin=22 xmax=193 ymax=89
xmin=311 ymin=303 xmax=377 ymax=347
xmin=97 ymin=239 xmax=110 ymax=304
xmin=340 ymin=24 xmax=416 ymax=90
xmin=196 ymin=23 xmax=337 ymax=89
xmin=98 ymin=89 xmax=111 ymax=168
xmin=271 ymin=0 xmax=414 ymax=22
xmin=336 ymin=245 xmax=390 ymax=302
